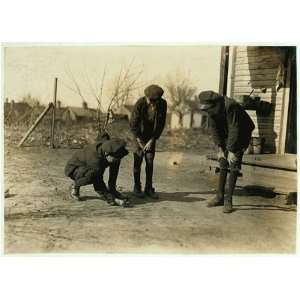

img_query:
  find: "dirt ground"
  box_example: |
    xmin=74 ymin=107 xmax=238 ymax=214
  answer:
xmin=4 ymin=141 xmax=297 ymax=254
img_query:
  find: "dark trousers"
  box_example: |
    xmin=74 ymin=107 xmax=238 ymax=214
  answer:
xmin=133 ymin=138 xmax=156 ymax=190
xmin=217 ymin=151 xmax=244 ymax=198
xmin=133 ymin=152 xmax=155 ymax=189
xmin=70 ymin=162 xmax=120 ymax=192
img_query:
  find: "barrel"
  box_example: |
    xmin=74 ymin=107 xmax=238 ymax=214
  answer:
xmin=252 ymin=137 xmax=265 ymax=154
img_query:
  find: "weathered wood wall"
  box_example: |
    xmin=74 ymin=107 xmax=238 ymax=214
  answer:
xmin=230 ymin=46 xmax=288 ymax=153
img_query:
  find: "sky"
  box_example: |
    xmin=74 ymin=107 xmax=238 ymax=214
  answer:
xmin=4 ymin=45 xmax=221 ymax=109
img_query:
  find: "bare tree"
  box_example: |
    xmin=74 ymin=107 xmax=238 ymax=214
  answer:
xmin=165 ymin=73 xmax=197 ymax=128
xmin=103 ymin=60 xmax=143 ymax=130
xmin=64 ymin=65 xmax=106 ymax=132
xmin=64 ymin=61 xmax=143 ymax=133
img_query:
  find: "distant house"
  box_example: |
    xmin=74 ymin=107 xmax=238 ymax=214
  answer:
xmin=170 ymin=112 xmax=207 ymax=129
xmin=169 ymin=100 xmax=207 ymax=129
xmin=111 ymin=104 xmax=135 ymax=120
xmin=61 ymin=101 xmax=97 ymax=123
xmin=4 ymin=99 xmax=32 ymax=124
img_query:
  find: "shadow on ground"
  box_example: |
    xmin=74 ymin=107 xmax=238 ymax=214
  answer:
xmin=235 ymin=185 xmax=277 ymax=198
xmin=131 ymin=191 xmax=208 ymax=205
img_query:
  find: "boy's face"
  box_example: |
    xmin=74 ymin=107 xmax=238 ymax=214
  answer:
xmin=205 ymin=102 xmax=223 ymax=118
xmin=146 ymin=96 xmax=158 ymax=104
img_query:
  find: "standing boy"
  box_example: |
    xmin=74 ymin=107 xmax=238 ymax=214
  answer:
xmin=130 ymin=84 xmax=167 ymax=199
xmin=199 ymin=91 xmax=255 ymax=213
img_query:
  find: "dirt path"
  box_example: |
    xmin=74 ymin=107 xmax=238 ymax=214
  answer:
xmin=4 ymin=146 xmax=297 ymax=254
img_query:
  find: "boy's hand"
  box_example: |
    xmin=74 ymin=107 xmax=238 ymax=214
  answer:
xmin=217 ymin=147 xmax=226 ymax=161
xmin=136 ymin=138 xmax=145 ymax=150
xmin=144 ymin=138 xmax=154 ymax=152
xmin=228 ymin=151 xmax=238 ymax=164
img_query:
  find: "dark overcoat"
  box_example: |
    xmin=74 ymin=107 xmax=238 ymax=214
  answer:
xmin=64 ymin=141 xmax=108 ymax=178
xmin=209 ymin=96 xmax=255 ymax=153
xmin=130 ymin=96 xmax=167 ymax=142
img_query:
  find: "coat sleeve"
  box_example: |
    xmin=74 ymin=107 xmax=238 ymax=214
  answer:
xmin=153 ymin=100 xmax=167 ymax=140
xmin=226 ymin=106 xmax=241 ymax=153
xmin=209 ymin=116 xmax=226 ymax=150
xmin=96 ymin=165 xmax=109 ymax=192
xmin=130 ymin=101 xmax=142 ymax=139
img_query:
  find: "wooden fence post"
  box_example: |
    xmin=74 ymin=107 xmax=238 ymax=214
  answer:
xmin=50 ymin=77 xmax=58 ymax=148
xmin=18 ymin=103 xmax=53 ymax=147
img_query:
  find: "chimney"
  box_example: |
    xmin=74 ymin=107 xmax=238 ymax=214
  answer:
xmin=11 ymin=99 xmax=15 ymax=107
xmin=57 ymin=100 xmax=62 ymax=109
xmin=82 ymin=101 xmax=88 ymax=110
xmin=5 ymin=97 xmax=9 ymax=103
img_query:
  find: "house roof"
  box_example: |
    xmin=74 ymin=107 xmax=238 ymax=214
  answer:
xmin=66 ymin=106 xmax=97 ymax=118
xmin=4 ymin=102 xmax=32 ymax=116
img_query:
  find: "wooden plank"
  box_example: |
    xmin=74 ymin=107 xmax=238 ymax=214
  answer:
xmin=18 ymin=103 xmax=53 ymax=147
xmin=236 ymin=54 xmax=282 ymax=65
xmin=208 ymin=153 xmax=297 ymax=171
xmin=236 ymin=46 xmax=261 ymax=52
xmin=232 ymin=73 xmax=277 ymax=81
xmin=237 ymin=46 xmax=281 ymax=53
xmin=278 ymin=57 xmax=292 ymax=154
xmin=236 ymin=49 xmax=282 ymax=58
xmin=235 ymin=68 xmax=278 ymax=76
xmin=232 ymin=86 xmax=283 ymax=93
xmin=232 ymin=80 xmax=277 ymax=87
xmin=252 ymin=126 xmax=281 ymax=132
xmin=232 ymin=91 xmax=283 ymax=98
xmin=235 ymin=63 xmax=279 ymax=70
xmin=205 ymin=154 xmax=297 ymax=194
xmin=229 ymin=46 xmax=237 ymax=98
xmin=50 ymin=77 xmax=58 ymax=148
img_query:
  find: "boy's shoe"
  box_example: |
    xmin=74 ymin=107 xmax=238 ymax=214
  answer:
xmin=133 ymin=185 xmax=145 ymax=198
xmin=114 ymin=198 xmax=133 ymax=208
xmin=109 ymin=190 xmax=132 ymax=207
xmin=223 ymin=196 xmax=234 ymax=213
xmin=95 ymin=190 xmax=115 ymax=205
xmin=69 ymin=183 xmax=81 ymax=201
xmin=110 ymin=189 xmax=129 ymax=200
xmin=144 ymin=187 xmax=159 ymax=199
xmin=207 ymin=194 xmax=224 ymax=207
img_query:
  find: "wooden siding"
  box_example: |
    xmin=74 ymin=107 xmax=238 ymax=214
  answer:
xmin=230 ymin=46 xmax=287 ymax=153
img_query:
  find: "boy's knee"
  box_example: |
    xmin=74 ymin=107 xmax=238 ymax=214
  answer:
xmin=219 ymin=157 xmax=229 ymax=170
xmin=229 ymin=161 xmax=241 ymax=172
xmin=81 ymin=168 xmax=98 ymax=182
xmin=145 ymin=152 xmax=154 ymax=161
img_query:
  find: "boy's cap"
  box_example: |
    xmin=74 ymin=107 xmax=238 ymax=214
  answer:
xmin=198 ymin=90 xmax=223 ymax=110
xmin=144 ymin=84 xmax=164 ymax=100
xmin=102 ymin=138 xmax=129 ymax=159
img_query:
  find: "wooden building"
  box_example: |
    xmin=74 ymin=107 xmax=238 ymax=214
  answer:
xmin=226 ymin=46 xmax=297 ymax=154
xmin=209 ymin=46 xmax=297 ymax=194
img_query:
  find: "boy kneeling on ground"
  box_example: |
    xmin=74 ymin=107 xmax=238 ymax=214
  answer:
xmin=64 ymin=134 xmax=130 ymax=207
